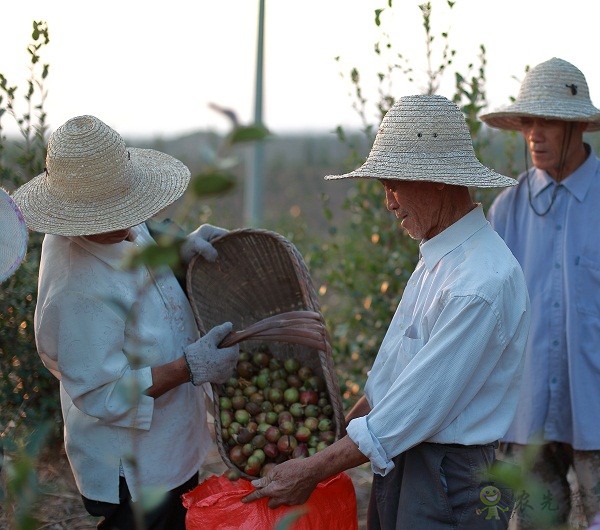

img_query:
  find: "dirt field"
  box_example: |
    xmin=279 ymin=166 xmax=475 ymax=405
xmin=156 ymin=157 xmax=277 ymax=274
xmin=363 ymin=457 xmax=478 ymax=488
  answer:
xmin=1 ymin=434 xmax=588 ymax=529
xmin=0 ymin=429 xmax=372 ymax=529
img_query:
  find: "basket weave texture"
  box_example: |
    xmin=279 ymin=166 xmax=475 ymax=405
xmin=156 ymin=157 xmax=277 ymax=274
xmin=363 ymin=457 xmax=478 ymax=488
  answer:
xmin=186 ymin=228 xmax=346 ymax=478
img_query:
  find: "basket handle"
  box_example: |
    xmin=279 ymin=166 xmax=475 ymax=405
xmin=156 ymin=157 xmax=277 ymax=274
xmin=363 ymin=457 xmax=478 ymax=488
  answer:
xmin=219 ymin=310 xmax=328 ymax=351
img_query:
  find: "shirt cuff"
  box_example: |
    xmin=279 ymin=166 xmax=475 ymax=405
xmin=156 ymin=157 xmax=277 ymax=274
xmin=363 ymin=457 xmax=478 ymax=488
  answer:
xmin=346 ymin=416 xmax=395 ymax=476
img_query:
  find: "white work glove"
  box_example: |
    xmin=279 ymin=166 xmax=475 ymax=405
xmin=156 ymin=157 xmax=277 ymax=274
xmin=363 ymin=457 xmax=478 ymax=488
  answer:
xmin=184 ymin=322 xmax=239 ymax=385
xmin=180 ymin=223 xmax=229 ymax=264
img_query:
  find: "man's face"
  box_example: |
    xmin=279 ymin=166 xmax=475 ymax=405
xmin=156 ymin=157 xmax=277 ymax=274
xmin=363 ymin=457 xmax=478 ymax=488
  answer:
xmin=83 ymin=228 xmax=131 ymax=244
xmin=519 ymin=117 xmax=586 ymax=179
xmin=380 ymin=179 xmax=443 ymax=240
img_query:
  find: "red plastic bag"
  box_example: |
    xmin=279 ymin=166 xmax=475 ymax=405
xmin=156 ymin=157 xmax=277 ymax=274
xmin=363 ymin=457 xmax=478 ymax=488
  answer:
xmin=183 ymin=471 xmax=358 ymax=530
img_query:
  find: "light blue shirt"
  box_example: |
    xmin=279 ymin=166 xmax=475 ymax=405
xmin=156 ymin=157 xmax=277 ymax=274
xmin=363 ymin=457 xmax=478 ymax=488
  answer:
xmin=489 ymin=147 xmax=600 ymax=450
xmin=347 ymin=206 xmax=530 ymax=476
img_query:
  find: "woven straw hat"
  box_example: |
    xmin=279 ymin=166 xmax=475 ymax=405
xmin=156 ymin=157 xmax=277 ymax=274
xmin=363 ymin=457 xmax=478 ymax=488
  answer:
xmin=0 ymin=188 xmax=28 ymax=283
xmin=325 ymin=94 xmax=515 ymax=188
xmin=12 ymin=115 xmax=191 ymax=236
xmin=480 ymin=57 xmax=600 ymax=132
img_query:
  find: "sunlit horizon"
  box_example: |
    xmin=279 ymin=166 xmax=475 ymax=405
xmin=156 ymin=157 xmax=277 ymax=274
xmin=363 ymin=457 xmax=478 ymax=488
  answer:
xmin=2 ymin=0 xmax=599 ymax=138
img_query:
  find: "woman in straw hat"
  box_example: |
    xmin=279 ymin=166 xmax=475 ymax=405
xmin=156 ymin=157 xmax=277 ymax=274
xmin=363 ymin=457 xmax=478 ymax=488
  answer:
xmin=0 ymin=187 xmax=28 ymax=284
xmin=12 ymin=115 xmax=239 ymax=529
xmin=244 ymin=94 xmax=530 ymax=530
xmin=480 ymin=57 xmax=600 ymax=529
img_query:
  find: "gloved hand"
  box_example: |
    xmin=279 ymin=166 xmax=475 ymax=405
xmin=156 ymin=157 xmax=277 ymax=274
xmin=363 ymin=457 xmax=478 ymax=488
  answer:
xmin=180 ymin=223 xmax=229 ymax=264
xmin=184 ymin=322 xmax=239 ymax=385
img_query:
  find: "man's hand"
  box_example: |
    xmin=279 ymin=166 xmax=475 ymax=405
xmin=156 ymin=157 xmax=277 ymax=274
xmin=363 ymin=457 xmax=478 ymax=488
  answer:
xmin=243 ymin=436 xmax=368 ymax=508
xmin=184 ymin=322 xmax=239 ymax=385
xmin=242 ymin=457 xmax=319 ymax=508
xmin=180 ymin=223 xmax=229 ymax=264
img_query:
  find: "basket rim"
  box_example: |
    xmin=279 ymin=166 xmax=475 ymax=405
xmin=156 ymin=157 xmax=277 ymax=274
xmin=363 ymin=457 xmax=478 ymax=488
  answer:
xmin=186 ymin=228 xmax=317 ymax=334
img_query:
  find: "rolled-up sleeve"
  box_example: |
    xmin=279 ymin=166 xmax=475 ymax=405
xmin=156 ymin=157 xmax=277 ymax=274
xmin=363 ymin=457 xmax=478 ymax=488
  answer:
xmin=37 ymin=291 xmax=154 ymax=430
xmin=347 ymin=416 xmax=395 ymax=475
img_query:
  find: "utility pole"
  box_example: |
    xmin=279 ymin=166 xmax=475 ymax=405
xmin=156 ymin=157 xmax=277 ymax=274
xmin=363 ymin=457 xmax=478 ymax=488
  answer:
xmin=245 ymin=0 xmax=266 ymax=227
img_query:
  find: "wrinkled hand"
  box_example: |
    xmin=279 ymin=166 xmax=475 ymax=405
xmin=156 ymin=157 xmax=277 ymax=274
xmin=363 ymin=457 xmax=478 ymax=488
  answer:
xmin=184 ymin=322 xmax=239 ymax=385
xmin=242 ymin=457 xmax=319 ymax=508
xmin=180 ymin=224 xmax=229 ymax=263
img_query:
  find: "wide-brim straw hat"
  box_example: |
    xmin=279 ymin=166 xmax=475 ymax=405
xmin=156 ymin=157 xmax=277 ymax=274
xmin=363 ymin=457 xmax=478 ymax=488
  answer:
xmin=12 ymin=115 xmax=191 ymax=236
xmin=480 ymin=57 xmax=600 ymax=132
xmin=0 ymin=188 xmax=28 ymax=283
xmin=325 ymin=94 xmax=515 ymax=188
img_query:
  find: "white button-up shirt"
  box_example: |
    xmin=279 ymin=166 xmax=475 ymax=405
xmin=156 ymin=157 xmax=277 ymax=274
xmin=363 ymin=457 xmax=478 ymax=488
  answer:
xmin=35 ymin=223 xmax=211 ymax=503
xmin=347 ymin=206 xmax=530 ymax=476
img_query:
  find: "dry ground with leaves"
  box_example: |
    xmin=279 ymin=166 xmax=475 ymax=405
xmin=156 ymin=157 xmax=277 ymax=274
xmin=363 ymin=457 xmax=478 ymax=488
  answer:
xmin=0 ymin=423 xmax=372 ymax=529
xmin=1 ymin=426 xmax=587 ymax=529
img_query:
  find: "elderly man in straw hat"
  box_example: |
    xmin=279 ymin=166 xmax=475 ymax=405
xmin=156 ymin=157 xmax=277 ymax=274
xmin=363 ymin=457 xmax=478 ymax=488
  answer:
xmin=243 ymin=94 xmax=530 ymax=529
xmin=12 ymin=115 xmax=239 ymax=529
xmin=0 ymin=187 xmax=28 ymax=284
xmin=480 ymin=57 xmax=600 ymax=528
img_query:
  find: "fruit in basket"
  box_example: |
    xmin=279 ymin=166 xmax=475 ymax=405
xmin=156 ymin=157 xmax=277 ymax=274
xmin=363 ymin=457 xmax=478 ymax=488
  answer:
xmin=277 ymin=434 xmax=298 ymax=455
xmin=218 ymin=346 xmax=337 ymax=477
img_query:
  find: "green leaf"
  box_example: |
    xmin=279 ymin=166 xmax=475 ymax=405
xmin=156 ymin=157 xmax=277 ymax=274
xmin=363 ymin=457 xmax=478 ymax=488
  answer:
xmin=140 ymin=485 xmax=168 ymax=510
xmin=192 ymin=170 xmax=236 ymax=196
xmin=125 ymin=244 xmax=181 ymax=270
xmin=228 ymin=124 xmax=271 ymax=144
xmin=274 ymin=508 xmax=308 ymax=530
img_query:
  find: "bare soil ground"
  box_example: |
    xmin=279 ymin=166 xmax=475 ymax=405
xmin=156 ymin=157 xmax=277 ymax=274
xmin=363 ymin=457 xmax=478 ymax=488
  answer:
xmin=0 ymin=430 xmax=372 ymax=529
xmin=1 ymin=434 xmax=587 ymax=530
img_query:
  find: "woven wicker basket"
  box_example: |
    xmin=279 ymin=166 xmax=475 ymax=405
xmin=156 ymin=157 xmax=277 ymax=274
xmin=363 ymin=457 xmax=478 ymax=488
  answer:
xmin=186 ymin=228 xmax=346 ymax=479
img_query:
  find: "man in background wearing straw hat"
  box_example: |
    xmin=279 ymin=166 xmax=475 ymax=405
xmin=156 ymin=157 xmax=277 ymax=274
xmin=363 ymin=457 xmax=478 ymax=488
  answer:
xmin=480 ymin=57 xmax=600 ymax=529
xmin=12 ymin=115 xmax=239 ymax=529
xmin=244 ymin=94 xmax=530 ymax=529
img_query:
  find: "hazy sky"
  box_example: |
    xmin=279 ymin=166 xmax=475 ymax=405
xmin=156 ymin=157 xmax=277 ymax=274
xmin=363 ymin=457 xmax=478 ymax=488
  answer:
xmin=2 ymin=0 xmax=600 ymax=138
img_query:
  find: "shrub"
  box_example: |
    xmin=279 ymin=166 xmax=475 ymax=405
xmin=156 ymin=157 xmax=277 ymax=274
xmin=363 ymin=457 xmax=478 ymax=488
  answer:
xmin=0 ymin=22 xmax=59 ymax=441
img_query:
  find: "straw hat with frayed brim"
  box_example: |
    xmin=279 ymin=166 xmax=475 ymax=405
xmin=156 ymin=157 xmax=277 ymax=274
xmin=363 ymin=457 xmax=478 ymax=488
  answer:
xmin=480 ymin=57 xmax=600 ymax=132
xmin=0 ymin=188 xmax=28 ymax=283
xmin=325 ymin=94 xmax=515 ymax=188
xmin=13 ymin=115 xmax=191 ymax=236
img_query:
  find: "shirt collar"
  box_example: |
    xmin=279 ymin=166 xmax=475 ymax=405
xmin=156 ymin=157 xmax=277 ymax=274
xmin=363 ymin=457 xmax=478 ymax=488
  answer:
xmin=529 ymin=144 xmax=599 ymax=203
xmin=420 ymin=204 xmax=487 ymax=271
xmin=67 ymin=224 xmax=152 ymax=270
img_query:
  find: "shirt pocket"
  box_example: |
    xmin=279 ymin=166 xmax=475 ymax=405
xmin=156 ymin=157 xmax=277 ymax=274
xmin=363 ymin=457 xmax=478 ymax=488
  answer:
xmin=398 ymin=332 xmax=425 ymax=367
xmin=576 ymin=256 xmax=600 ymax=316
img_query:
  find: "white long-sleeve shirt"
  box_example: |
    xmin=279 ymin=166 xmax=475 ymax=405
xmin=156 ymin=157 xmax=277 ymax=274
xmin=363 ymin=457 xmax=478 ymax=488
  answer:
xmin=347 ymin=206 xmax=530 ymax=476
xmin=35 ymin=223 xmax=211 ymax=503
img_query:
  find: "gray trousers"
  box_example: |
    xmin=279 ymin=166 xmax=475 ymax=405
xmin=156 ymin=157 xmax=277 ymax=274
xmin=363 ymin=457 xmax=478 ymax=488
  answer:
xmin=367 ymin=442 xmax=513 ymax=530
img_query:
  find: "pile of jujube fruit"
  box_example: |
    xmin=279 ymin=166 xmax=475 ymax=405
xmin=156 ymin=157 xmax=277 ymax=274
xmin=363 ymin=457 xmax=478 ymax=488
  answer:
xmin=218 ymin=347 xmax=336 ymax=478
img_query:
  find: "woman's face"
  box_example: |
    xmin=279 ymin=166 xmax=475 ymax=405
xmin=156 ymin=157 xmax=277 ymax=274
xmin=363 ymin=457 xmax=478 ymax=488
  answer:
xmin=83 ymin=228 xmax=131 ymax=244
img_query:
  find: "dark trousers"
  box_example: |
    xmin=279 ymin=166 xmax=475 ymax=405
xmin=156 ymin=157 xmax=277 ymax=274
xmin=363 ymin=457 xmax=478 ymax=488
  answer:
xmin=82 ymin=472 xmax=199 ymax=530
xmin=367 ymin=442 xmax=513 ymax=530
